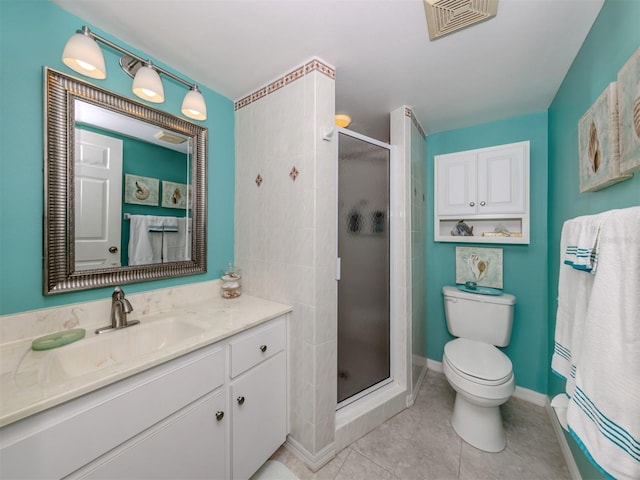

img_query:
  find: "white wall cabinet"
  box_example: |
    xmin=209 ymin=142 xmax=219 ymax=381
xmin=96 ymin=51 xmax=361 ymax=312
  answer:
xmin=0 ymin=316 xmax=288 ymax=480
xmin=435 ymin=141 xmax=530 ymax=244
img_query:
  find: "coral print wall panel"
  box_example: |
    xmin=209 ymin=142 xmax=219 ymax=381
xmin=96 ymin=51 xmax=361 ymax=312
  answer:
xmin=578 ymin=83 xmax=632 ymax=192
xmin=617 ymin=47 xmax=640 ymax=174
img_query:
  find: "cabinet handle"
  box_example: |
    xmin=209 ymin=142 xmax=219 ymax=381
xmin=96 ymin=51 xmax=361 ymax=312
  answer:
xmin=480 ymin=201 xmax=486 ymax=206
xmin=237 ymin=396 xmax=245 ymax=405
xmin=259 ymin=344 xmax=267 ymax=353
xmin=215 ymin=411 xmax=224 ymax=421
xmin=469 ymin=202 xmax=475 ymax=207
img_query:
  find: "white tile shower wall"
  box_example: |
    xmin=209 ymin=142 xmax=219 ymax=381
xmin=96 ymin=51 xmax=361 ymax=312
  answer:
xmin=234 ymin=60 xmax=336 ymax=460
xmin=410 ymin=111 xmax=427 ymax=394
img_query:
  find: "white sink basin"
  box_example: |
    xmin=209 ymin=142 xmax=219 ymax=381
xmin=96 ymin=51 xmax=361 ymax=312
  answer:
xmin=15 ymin=318 xmax=207 ymax=386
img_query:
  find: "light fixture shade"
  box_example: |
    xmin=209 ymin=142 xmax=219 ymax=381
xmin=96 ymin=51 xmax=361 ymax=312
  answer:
xmin=335 ymin=114 xmax=352 ymax=128
xmin=181 ymin=86 xmax=207 ymax=120
xmin=62 ymin=32 xmax=106 ymax=79
xmin=132 ymin=65 xmax=164 ymax=103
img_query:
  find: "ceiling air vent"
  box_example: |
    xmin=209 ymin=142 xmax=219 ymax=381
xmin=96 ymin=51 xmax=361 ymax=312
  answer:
xmin=423 ymin=0 xmax=499 ymax=40
xmin=154 ymin=130 xmax=187 ymax=144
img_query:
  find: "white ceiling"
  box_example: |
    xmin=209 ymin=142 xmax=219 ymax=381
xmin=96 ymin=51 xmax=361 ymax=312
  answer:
xmin=51 ymin=0 xmax=604 ymax=141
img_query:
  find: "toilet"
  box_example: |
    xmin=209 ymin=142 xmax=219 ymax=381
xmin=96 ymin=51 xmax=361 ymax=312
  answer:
xmin=441 ymin=285 xmax=516 ymax=452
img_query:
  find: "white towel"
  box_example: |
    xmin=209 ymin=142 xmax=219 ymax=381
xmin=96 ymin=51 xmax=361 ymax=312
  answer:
xmin=163 ymin=217 xmax=192 ymax=262
xmin=563 ymin=212 xmax=609 ymax=274
xmin=127 ymin=215 xmax=178 ymax=265
xmin=553 ymin=221 xmax=596 ymax=395
xmin=555 ymin=207 xmax=640 ymax=479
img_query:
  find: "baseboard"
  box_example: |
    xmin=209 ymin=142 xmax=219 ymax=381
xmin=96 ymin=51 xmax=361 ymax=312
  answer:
xmin=512 ymin=386 xmax=546 ymax=407
xmin=283 ymin=436 xmax=335 ymax=473
xmin=426 ymin=359 xmax=546 ymax=407
xmin=427 ymin=358 xmax=443 ymax=373
xmin=545 ymin=398 xmax=581 ymax=480
xmin=409 ymin=360 xmax=428 ymax=407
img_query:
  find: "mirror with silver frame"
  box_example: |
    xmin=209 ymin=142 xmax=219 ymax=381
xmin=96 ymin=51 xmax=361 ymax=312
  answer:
xmin=43 ymin=67 xmax=207 ymax=295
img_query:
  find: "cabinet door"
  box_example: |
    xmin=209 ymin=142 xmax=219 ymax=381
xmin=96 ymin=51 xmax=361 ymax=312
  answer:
xmin=81 ymin=389 xmax=227 ymax=480
xmin=231 ymin=353 xmax=286 ymax=480
xmin=435 ymin=151 xmax=477 ymax=216
xmin=477 ymin=143 xmax=526 ymax=214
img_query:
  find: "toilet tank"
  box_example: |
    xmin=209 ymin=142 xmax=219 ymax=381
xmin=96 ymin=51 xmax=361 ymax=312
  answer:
xmin=442 ymin=286 xmax=516 ymax=347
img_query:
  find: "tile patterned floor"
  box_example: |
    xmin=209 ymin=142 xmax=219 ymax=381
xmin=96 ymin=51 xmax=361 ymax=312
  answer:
xmin=271 ymin=370 xmax=570 ymax=480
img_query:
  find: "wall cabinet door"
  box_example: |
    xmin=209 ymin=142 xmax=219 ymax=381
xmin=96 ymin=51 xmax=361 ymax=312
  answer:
xmin=81 ymin=389 xmax=227 ymax=480
xmin=476 ymin=143 xmax=526 ymax=214
xmin=231 ymin=352 xmax=286 ymax=480
xmin=436 ymin=151 xmax=478 ymax=216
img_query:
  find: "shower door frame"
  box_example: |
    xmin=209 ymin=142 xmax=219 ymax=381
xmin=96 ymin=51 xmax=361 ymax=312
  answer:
xmin=335 ymin=127 xmax=397 ymax=410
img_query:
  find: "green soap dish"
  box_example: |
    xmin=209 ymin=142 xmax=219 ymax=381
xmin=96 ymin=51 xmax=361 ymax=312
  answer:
xmin=32 ymin=328 xmax=86 ymax=351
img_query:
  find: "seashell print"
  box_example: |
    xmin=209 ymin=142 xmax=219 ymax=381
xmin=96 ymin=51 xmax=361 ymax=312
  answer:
xmin=171 ymin=188 xmax=182 ymax=204
xmin=588 ymin=120 xmax=601 ymax=173
xmin=134 ymin=181 xmax=150 ymax=200
xmin=467 ymin=253 xmax=489 ymax=281
xmin=451 ymin=220 xmax=474 ymax=236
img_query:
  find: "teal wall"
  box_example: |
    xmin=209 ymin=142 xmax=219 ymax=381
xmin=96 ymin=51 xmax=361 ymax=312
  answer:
xmin=0 ymin=0 xmax=235 ymax=315
xmin=426 ymin=111 xmax=549 ymax=393
xmin=547 ymin=0 xmax=639 ymax=478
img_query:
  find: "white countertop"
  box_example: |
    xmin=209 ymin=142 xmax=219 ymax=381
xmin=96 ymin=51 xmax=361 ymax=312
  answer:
xmin=0 ymin=294 xmax=292 ymax=428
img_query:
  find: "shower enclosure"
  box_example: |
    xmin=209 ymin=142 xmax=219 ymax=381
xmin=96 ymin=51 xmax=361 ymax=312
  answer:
xmin=337 ymin=130 xmax=391 ymax=407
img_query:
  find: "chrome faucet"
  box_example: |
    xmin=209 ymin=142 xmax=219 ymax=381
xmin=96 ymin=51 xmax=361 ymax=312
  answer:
xmin=96 ymin=287 xmax=140 ymax=334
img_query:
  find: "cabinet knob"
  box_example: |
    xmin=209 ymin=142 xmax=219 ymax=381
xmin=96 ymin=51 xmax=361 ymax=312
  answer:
xmin=237 ymin=396 xmax=245 ymax=405
xmin=480 ymin=201 xmax=486 ymax=206
xmin=259 ymin=344 xmax=267 ymax=353
xmin=215 ymin=411 xmax=224 ymax=421
xmin=469 ymin=202 xmax=475 ymax=207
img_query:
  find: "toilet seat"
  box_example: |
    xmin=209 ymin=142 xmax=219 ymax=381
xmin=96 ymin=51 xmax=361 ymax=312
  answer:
xmin=444 ymin=338 xmax=512 ymax=386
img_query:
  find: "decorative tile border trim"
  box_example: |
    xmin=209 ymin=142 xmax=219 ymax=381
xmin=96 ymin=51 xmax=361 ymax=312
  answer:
xmin=235 ymin=58 xmax=335 ymax=111
xmin=405 ymin=107 xmax=426 ymax=139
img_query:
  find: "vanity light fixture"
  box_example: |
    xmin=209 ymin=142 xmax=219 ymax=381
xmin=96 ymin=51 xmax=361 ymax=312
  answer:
xmin=132 ymin=62 xmax=164 ymax=103
xmin=62 ymin=26 xmax=207 ymax=120
xmin=335 ymin=114 xmax=352 ymax=128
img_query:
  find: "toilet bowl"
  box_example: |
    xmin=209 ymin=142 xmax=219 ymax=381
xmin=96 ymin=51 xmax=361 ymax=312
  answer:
xmin=441 ymin=286 xmax=517 ymax=453
xmin=443 ymin=338 xmax=515 ymax=452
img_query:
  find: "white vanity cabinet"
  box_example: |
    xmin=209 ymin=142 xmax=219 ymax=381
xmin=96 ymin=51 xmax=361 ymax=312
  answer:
xmin=434 ymin=141 xmax=530 ymax=244
xmin=82 ymin=389 xmax=228 ymax=480
xmin=0 ymin=314 xmax=288 ymax=480
xmin=229 ymin=320 xmax=287 ymax=480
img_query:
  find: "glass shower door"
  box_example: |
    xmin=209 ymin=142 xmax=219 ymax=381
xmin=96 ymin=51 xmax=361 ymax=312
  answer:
xmin=337 ymin=130 xmax=391 ymax=406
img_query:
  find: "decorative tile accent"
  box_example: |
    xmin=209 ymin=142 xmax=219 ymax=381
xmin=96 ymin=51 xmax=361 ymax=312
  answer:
xmin=235 ymin=95 xmax=252 ymax=111
xmin=267 ymin=78 xmax=286 ymax=94
xmin=304 ymin=59 xmax=336 ymax=79
xmin=255 ymin=174 xmax=263 ymax=187
xmin=235 ymin=58 xmax=336 ymax=110
xmin=284 ymin=65 xmax=306 ymax=85
xmin=405 ymin=107 xmax=426 ymax=139
xmin=289 ymin=166 xmax=299 ymax=181
xmin=251 ymin=87 xmax=268 ymax=103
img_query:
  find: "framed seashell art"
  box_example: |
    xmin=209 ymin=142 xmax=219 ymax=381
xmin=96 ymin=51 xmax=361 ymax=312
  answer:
xmin=455 ymin=246 xmax=503 ymax=289
xmin=578 ymin=83 xmax=632 ymax=192
xmin=162 ymin=180 xmax=191 ymax=209
xmin=617 ymin=47 xmax=640 ymax=175
xmin=124 ymin=174 xmax=159 ymax=206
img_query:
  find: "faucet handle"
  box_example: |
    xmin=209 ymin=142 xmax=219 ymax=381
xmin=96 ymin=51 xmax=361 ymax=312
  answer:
xmin=112 ymin=286 xmax=124 ymax=301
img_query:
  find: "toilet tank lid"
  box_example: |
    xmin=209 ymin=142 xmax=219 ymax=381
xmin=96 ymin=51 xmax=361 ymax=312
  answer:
xmin=442 ymin=285 xmax=516 ymax=305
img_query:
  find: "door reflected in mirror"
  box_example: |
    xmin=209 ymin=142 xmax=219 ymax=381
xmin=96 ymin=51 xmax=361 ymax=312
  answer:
xmin=73 ymin=100 xmax=192 ymax=271
xmin=44 ymin=68 xmax=207 ymax=295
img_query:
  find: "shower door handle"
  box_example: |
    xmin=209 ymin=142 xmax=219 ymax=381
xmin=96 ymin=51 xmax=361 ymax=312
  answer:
xmin=336 ymin=257 xmax=341 ymax=281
